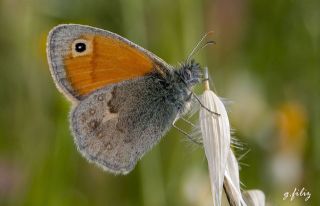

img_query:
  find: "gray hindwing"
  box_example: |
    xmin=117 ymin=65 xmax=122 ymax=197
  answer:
xmin=71 ymin=74 xmax=179 ymax=174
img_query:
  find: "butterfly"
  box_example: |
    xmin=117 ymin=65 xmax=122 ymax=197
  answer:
xmin=47 ymin=24 xmax=211 ymax=174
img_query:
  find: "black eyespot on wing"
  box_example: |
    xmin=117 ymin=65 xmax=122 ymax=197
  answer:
xmin=75 ymin=42 xmax=86 ymax=52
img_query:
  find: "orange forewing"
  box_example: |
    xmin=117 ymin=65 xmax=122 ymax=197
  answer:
xmin=64 ymin=35 xmax=154 ymax=96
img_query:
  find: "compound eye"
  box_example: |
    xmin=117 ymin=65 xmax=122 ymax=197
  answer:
xmin=71 ymin=39 xmax=92 ymax=57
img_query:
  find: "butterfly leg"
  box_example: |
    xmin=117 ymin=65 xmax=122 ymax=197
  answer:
xmin=172 ymin=119 xmax=201 ymax=145
xmin=191 ymin=91 xmax=220 ymax=116
xmin=179 ymin=116 xmax=196 ymax=128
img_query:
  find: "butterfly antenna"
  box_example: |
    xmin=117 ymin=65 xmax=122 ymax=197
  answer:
xmin=186 ymin=31 xmax=215 ymax=63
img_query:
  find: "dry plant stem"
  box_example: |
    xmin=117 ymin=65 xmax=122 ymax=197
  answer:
xmin=223 ymin=181 xmax=237 ymax=206
xmin=203 ymin=68 xmax=235 ymax=206
xmin=203 ymin=67 xmax=210 ymax=91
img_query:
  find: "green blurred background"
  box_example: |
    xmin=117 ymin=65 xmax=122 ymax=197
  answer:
xmin=0 ymin=0 xmax=319 ymax=205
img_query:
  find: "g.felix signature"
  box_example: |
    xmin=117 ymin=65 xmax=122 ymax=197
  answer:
xmin=283 ymin=187 xmax=311 ymax=202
